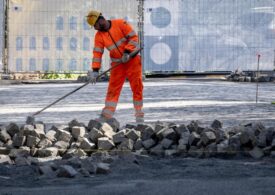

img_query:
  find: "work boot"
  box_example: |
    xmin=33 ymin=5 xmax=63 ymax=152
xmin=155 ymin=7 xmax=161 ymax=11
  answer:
xmin=95 ymin=114 xmax=108 ymax=123
xmin=136 ymin=117 xmax=144 ymax=124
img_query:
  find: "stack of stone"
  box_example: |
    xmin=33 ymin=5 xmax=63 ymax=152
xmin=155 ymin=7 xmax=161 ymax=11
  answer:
xmin=0 ymin=118 xmax=275 ymax=178
xmin=225 ymin=71 xmax=273 ymax=82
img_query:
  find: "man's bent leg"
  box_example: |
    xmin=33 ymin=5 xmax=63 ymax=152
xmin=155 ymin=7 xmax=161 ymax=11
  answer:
xmin=126 ymin=56 xmax=144 ymax=123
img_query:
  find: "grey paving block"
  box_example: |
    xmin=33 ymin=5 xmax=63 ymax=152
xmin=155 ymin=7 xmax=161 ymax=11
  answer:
xmin=98 ymin=137 xmax=115 ymax=150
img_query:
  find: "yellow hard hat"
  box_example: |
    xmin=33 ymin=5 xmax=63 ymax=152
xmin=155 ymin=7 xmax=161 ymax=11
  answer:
xmin=86 ymin=10 xmax=101 ymax=26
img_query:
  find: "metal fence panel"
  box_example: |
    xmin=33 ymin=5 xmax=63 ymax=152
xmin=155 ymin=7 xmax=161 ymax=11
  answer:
xmin=143 ymin=0 xmax=275 ymax=72
xmin=0 ymin=0 xmax=4 ymax=72
xmin=8 ymin=0 xmax=138 ymax=72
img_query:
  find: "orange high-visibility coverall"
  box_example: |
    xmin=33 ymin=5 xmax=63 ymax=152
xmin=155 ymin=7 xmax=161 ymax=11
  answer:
xmin=91 ymin=19 xmax=144 ymax=120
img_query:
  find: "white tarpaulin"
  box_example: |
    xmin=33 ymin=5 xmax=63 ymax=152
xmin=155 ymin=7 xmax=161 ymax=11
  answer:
xmin=144 ymin=0 xmax=275 ymax=72
xmin=8 ymin=0 xmax=138 ymax=72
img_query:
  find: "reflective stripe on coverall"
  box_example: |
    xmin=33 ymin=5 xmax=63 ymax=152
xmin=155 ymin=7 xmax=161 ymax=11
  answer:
xmin=91 ymin=19 xmax=144 ymax=120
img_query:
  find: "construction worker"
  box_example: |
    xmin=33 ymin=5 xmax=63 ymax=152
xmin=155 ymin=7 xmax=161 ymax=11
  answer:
xmin=86 ymin=10 xmax=144 ymax=123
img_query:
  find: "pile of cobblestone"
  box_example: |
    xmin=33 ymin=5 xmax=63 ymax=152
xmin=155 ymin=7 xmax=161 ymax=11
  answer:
xmin=0 ymin=118 xmax=275 ymax=178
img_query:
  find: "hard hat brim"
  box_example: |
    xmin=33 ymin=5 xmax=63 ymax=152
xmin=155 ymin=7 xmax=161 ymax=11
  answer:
xmin=86 ymin=10 xmax=101 ymax=26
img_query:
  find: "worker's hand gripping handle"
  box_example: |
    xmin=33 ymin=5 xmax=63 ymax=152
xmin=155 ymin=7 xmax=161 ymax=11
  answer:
xmin=87 ymin=70 xmax=99 ymax=84
xmin=89 ymin=48 xmax=142 ymax=83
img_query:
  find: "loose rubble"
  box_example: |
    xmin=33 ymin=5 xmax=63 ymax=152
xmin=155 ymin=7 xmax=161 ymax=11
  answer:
xmin=0 ymin=118 xmax=275 ymax=179
xmin=225 ymin=69 xmax=275 ymax=82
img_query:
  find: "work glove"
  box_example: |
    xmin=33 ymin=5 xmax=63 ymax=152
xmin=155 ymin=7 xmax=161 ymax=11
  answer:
xmin=87 ymin=70 xmax=99 ymax=84
xmin=121 ymin=53 xmax=130 ymax=63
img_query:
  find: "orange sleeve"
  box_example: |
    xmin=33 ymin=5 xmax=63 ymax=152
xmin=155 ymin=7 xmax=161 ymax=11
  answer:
xmin=91 ymin=32 xmax=104 ymax=70
xmin=119 ymin=20 xmax=140 ymax=53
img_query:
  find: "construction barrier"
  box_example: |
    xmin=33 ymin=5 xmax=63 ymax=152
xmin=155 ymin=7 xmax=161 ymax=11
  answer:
xmin=4 ymin=0 xmax=275 ymax=73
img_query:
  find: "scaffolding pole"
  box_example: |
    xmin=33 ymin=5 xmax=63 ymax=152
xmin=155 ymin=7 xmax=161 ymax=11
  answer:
xmin=137 ymin=0 xmax=144 ymax=73
xmin=2 ymin=0 xmax=9 ymax=76
xmin=1 ymin=0 xmax=5 ymax=73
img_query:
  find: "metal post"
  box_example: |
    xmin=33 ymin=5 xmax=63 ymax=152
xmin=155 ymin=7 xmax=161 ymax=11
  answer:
xmin=2 ymin=0 xmax=9 ymax=77
xmin=137 ymin=0 xmax=144 ymax=74
xmin=1 ymin=0 xmax=5 ymax=73
xmin=256 ymin=54 xmax=261 ymax=104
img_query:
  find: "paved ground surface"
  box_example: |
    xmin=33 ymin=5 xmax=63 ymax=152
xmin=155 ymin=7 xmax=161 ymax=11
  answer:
xmin=0 ymin=79 xmax=275 ymax=127
xmin=1 ymin=79 xmax=275 ymax=194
